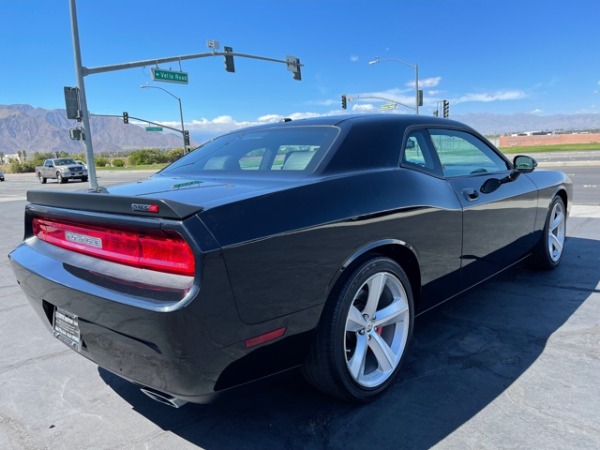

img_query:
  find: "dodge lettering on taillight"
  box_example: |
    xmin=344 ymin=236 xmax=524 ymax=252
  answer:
xmin=65 ymin=231 xmax=102 ymax=248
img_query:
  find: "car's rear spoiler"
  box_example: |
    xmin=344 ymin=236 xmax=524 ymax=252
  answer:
xmin=26 ymin=190 xmax=202 ymax=220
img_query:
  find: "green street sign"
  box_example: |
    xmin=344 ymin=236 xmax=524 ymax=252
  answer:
xmin=151 ymin=68 xmax=189 ymax=84
xmin=381 ymin=103 xmax=397 ymax=110
xmin=145 ymin=127 xmax=163 ymax=132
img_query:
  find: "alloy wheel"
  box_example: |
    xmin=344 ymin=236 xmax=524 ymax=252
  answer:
xmin=344 ymin=271 xmax=410 ymax=388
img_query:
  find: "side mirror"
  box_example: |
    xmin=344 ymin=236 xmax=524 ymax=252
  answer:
xmin=513 ymin=155 xmax=537 ymax=173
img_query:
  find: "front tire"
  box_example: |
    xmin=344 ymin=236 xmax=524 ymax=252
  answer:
xmin=57 ymin=172 xmax=65 ymax=184
xmin=303 ymin=257 xmax=414 ymax=402
xmin=532 ymin=196 xmax=566 ymax=269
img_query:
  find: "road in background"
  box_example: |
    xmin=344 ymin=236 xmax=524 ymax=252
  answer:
xmin=0 ymin=170 xmax=157 ymax=203
xmin=532 ymin=150 xmax=600 ymax=165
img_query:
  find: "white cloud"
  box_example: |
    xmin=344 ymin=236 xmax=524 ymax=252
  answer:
xmin=406 ymin=76 xmax=442 ymax=89
xmin=350 ymin=55 xmax=359 ymax=62
xmin=351 ymin=104 xmax=375 ymax=112
xmin=182 ymin=112 xmax=324 ymax=137
xmin=183 ymin=116 xmax=253 ymax=134
xmin=531 ymin=109 xmax=543 ymax=114
xmin=456 ymin=90 xmax=527 ymax=103
xmin=212 ymin=115 xmax=237 ymax=125
xmin=257 ymin=114 xmax=281 ymax=123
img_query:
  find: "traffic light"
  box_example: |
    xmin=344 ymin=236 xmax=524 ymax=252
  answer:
xmin=433 ymin=110 xmax=438 ymax=117
xmin=418 ymin=89 xmax=424 ymax=107
xmin=341 ymin=94 xmax=347 ymax=110
xmin=123 ymin=112 xmax=129 ymax=124
xmin=69 ymin=127 xmax=84 ymax=141
xmin=184 ymin=130 xmax=190 ymax=146
xmin=224 ymin=46 xmax=235 ymax=73
xmin=443 ymin=100 xmax=450 ymax=118
xmin=286 ymin=56 xmax=302 ymax=81
xmin=64 ymin=86 xmax=81 ymax=121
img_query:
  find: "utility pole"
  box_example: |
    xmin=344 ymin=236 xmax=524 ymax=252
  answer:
xmin=140 ymin=85 xmax=187 ymax=152
xmin=69 ymin=0 xmax=98 ymax=189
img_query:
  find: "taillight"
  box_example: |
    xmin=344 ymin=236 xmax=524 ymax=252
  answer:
xmin=32 ymin=218 xmax=195 ymax=276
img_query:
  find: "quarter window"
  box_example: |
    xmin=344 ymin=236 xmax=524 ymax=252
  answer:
xmin=429 ymin=129 xmax=508 ymax=177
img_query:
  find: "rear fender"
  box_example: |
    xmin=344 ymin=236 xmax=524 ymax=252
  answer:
xmin=326 ymin=239 xmax=421 ymax=307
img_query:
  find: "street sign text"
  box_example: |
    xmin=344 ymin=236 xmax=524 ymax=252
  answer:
xmin=151 ymin=68 xmax=189 ymax=84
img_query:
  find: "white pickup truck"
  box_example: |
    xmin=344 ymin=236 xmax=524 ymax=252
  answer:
xmin=36 ymin=158 xmax=88 ymax=184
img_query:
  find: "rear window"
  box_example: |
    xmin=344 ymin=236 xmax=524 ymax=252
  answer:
xmin=160 ymin=126 xmax=339 ymax=176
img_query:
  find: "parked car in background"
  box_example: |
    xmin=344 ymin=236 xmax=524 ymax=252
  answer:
xmin=9 ymin=114 xmax=571 ymax=407
xmin=36 ymin=158 xmax=88 ymax=184
xmin=0 ymin=169 xmax=4 ymax=181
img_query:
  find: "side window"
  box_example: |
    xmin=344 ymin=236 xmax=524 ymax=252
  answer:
xmin=429 ymin=129 xmax=508 ymax=177
xmin=239 ymin=148 xmax=266 ymax=170
xmin=401 ymin=130 xmax=440 ymax=175
xmin=277 ymin=146 xmax=318 ymax=171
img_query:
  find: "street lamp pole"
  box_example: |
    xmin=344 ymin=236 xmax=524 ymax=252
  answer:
xmin=369 ymin=57 xmax=419 ymax=115
xmin=140 ymin=84 xmax=187 ymax=152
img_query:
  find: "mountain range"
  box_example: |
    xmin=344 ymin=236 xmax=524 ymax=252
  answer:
xmin=1 ymin=103 xmax=599 ymax=156
xmin=0 ymin=104 xmax=185 ymax=156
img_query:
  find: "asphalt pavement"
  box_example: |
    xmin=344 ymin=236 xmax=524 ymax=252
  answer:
xmin=1 ymin=162 xmax=599 ymax=449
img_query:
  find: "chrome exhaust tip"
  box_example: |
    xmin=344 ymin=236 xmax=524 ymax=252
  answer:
xmin=140 ymin=387 xmax=188 ymax=408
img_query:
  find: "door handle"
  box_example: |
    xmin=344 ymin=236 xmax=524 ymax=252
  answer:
xmin=462 ymin=188 xmax=479 ymax=201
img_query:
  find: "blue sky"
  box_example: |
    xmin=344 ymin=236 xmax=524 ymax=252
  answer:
xmin=2 ymin=0 xmax=599 ymax=140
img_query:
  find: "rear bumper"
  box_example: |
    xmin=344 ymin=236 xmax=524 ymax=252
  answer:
xmin=9 ymin=244 xmax=230 ymax=402
xmin=9 ymin=240 xmax=315 ymax=403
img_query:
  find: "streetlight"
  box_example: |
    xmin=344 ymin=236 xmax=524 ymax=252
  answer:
xmin=140 ymin=84 xmax=188 ymax=152
xmin=369 ymin=57 xmax=419 ymax=115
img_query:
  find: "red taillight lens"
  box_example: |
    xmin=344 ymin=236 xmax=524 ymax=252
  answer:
xmin=33 ymin=218 xmax=195 ymax=276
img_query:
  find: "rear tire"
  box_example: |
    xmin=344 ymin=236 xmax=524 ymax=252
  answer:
xmin=38 ymin=172 xmax=46 ymax=184
xmin=303 ymin=257 xmax=414 ymax=402
xmin=532 ymin=196 xmax=566 ymax=270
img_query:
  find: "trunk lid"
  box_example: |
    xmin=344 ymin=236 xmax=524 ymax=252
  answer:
xmin=26 ymin=174 xmax=306 ymax=219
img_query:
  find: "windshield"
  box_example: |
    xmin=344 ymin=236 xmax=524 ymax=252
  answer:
xmin=55 ymin=159 xmax=76 ymax=166
xmin=160 ymin=126 xmax=339 ymax=177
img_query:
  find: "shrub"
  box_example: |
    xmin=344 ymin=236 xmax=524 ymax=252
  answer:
xmin=128 ymin=149 xmax=169 ymax=166
xmin=113 ymin=159 xmax=125 ymax=167
xmin=10 ymin=162 xmax=36 ymax=173
xmin=95 ymin=157 xmax=109 ymax=167
xmin=167 ymin=148 xmax=185 ymax=162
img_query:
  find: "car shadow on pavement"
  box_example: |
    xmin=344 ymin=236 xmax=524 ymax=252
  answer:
xmin=99 ymin=236 xmax=599 ymax=449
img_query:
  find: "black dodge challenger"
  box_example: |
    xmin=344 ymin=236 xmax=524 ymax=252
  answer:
xmin=9 ymin=114 xmax=571 ymax=407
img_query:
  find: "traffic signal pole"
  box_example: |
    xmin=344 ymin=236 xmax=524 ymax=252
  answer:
xmin=69 ymin=0 xmax=99 ymax=190
xmin=68 ymin=0 xmax=303 ymax=190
